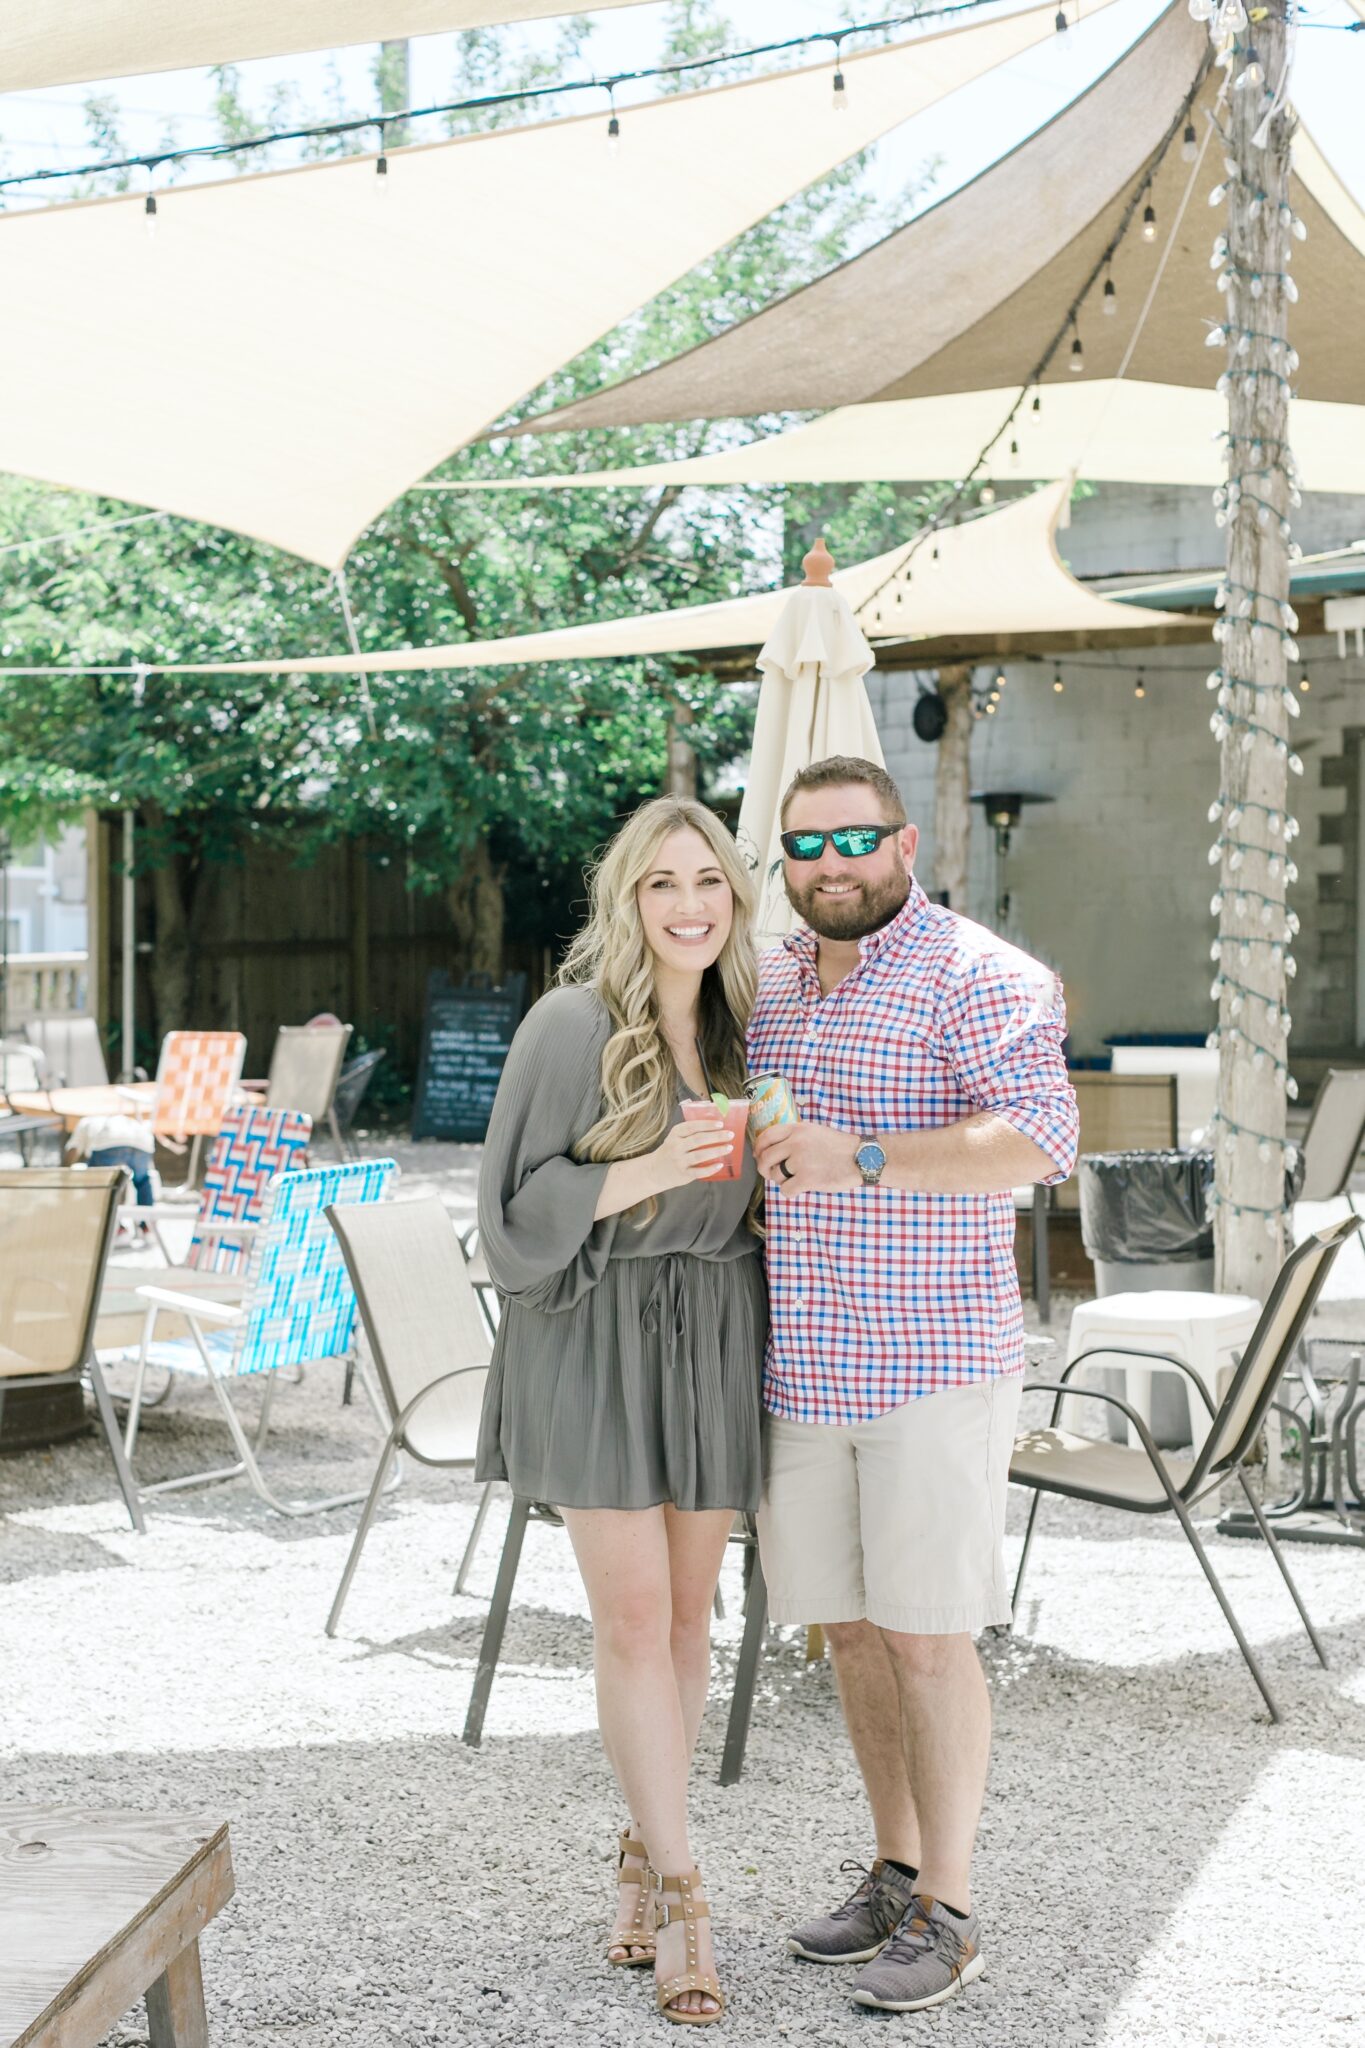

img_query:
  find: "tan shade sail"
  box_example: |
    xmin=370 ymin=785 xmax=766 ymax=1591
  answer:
xmin=522 ymin=3 xmax=1365 ymax=435
xmin=0 ymin=2 xmax=651 ymax=91
xmin=429 ymin=382 xmax=1365 ymax=495
xmin=0 ymin=2 xmax=1073 ymax=570
xmin=138 ymin=481 xmax=1188 ymax=674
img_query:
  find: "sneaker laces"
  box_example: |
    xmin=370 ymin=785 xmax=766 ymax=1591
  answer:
xmin=881 ymin=1901 xmax=968 ymax=1972
xmin=830 ymin=1860 xmax=878 ymax=1919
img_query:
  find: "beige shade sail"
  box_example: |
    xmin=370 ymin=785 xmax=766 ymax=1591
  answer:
xmin=521 ymin=3 xmax=1365 ymax=435
xmin=0 ymin=2 xmax=651 ymax=91
xmin=421 ymin=382 xmax=1365 ymax=495
xmin=738 ymin=579 xmax=885 ymax=944
xmin=126 ymin=481 xmax=1187 ymax=674
xmin=0 ymin=2 xmax=1075 ymax=570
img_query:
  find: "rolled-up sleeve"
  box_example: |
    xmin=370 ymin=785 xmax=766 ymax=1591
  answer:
xmin=476 ymin=986 xmax=623 ymax=1312
xmin=939 ymin=955 xmax=1078 ymax=1185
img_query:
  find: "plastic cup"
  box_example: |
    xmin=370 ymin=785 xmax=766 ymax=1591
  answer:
xmin=680 ymin=1098 xmax=750 ymax=1181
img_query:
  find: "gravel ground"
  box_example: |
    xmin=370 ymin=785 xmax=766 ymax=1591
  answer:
xmin=2 ymin=1137 xmax=1364 ymax=2048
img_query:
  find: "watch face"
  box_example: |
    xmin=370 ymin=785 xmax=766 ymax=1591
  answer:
xmin=856 ymin=1141 xmax=887 ymax=1174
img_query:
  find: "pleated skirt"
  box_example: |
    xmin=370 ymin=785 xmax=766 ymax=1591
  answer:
xmin=474 ymin=1250 xmax=767 ymax=1512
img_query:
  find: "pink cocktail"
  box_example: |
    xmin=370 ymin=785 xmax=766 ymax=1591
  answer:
xmin=680 ymin=1098 xmax=750 ymax=1181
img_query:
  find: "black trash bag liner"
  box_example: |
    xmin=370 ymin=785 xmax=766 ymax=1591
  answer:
xmin=1079 ymin=1149 xmax=1212 ymax=1264
xmin=1078 ymin=1147 xmax=1303 ymax=1265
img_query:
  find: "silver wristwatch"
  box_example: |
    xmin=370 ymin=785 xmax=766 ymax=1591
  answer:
xmin=854 ymin=1136 xmax=887 ymax=1186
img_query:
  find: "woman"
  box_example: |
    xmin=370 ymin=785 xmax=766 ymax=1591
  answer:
xmin=476 ymin=796 xmax=765 ymax=2027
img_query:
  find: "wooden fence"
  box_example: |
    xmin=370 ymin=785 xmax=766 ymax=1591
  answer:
xmin=96 ymin=824 xmax=552 ymax=1081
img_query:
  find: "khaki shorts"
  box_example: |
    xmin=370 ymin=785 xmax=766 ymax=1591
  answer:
xmin=757 ymin=1375 xmax=1024 ymax=1636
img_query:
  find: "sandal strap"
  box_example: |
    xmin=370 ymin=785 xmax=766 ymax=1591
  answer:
xmin=657 ymin=1971 xmax=725 ymax=2015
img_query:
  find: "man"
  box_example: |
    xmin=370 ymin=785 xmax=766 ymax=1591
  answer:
xmin=747 ymin=755 xmax=1077 ymax=2015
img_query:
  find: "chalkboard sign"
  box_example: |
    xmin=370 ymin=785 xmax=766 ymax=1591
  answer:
xmin=411 ymin=970 xmax=528 ymax=1142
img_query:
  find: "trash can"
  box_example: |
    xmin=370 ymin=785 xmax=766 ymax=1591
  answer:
xmin=1078 ymin=1148 xmax=1215 ymax=1446
xmin=1078 ymin=1148 xmax=1215 ymax=1297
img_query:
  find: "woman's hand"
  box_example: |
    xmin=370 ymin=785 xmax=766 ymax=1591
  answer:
xmin=651 ymin=1114 xmax=736 ymax=1193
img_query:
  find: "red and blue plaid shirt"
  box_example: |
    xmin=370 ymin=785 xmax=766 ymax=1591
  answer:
xmin=747 ymin=880 xmax=1079 ymax=1424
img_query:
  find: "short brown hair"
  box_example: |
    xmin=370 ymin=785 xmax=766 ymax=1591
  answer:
xmin=780 ymin=755 xmax=906 ymax=828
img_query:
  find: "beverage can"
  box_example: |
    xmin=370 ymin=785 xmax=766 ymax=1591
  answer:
xmin=743 ymin=1072 xmax=799 ymax=1135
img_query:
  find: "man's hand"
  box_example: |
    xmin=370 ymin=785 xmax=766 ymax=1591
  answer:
xmin=753 ymin=1121 xmax=862 ymax=1194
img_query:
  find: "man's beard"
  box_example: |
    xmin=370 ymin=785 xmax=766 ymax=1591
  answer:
xmin=785 ymin=856 xmax=910 ymax=940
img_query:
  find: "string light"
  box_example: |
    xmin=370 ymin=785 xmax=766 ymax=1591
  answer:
xmin=1182 ymin=120 xmax=1198 ymax=162
xmin=1052 ymin=669 xmax=1064 ymax=694
xmin=1142 ymin=201 xmax=1157 ymax=241
xmin=1069 ymin=321 xmax=1085 ymax=373
xmin=978 ymin=482 xmax=996 ymax=505
xmin=831 ymin=56 xmax=849 ymax=112
xmin=1103 ymin=270 xmax=1117 ymax=316
xmin=1298 ymin=670 xmax=1310 ymax=692
xmin=1134 ymin=669 xmax=1146 ymax=699
xmin=606 ymin=85 xmax=621 ymax=154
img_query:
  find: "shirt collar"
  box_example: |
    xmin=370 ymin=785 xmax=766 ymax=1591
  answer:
xmin=782 ymin=876 xmax=931 ymax=976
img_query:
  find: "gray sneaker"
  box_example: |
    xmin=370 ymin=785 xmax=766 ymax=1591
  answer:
xmin=851 ymin=1894 xmax=985 ymax=2011
xmin=787 ymin=1858 xmax=919 ymax=1964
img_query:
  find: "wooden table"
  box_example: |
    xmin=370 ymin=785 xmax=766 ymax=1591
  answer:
xmin=0 ymin=1808 xmax=234 ymax=2048
xmin=5 ymin=1086 xmax=160 ymax=1136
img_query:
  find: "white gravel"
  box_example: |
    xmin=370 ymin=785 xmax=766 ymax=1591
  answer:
xmin=2 ymin=1137 xmax=1363 ymax=2048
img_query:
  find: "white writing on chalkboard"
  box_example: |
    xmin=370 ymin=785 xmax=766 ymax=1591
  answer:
xmin=412 ymin=972 xmax=526 ymax=1142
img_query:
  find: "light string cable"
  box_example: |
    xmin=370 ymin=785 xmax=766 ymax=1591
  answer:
xmin=0 ymin=0 xmax=1023 ymax=195
xmin=852 ymin=52 xmax=1217 ymax=624
xmin=0 ymin=509 xmax=170 ymax=555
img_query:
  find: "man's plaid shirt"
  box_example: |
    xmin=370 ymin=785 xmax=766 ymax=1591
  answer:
xmin=747 ymin=880 xmax=1079 ymax=1425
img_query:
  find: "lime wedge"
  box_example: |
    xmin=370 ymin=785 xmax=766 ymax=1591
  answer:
xmin=710 ymin=1090 xmax=730 ymax=1113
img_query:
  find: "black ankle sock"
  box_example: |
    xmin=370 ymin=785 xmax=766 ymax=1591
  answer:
xmin=884 ymin=1858 xmax=919 ymax=1884
xmin=941 ymin=1901 xmax=969 ymax=1921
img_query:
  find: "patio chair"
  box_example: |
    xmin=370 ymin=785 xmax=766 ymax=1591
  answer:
xmin=0 ymin=1038 xmax=48 ymax=1094
xmin=25 ymin=1015 xmax=111 ymax=1088
xmin=265 ymin=1022 xmax=354 ymax=1155
xmin=462 ymin=1500 xmax=768 ymax=1783
xmin=125 ymin=1029 xmax=247 ymax=1179
xmin=124 ymin=1157 xmax=399 ymax=1514
xmin=330 ymin=1048 xmax=386 ymax=1159
xmin=1296 ymin=1066 xmax=1365 ymax=1206
xmin=1007 ymin=1214 xmax=1361 ymax=1723
xmin=322 ymin=1196 xmax=492 ymax=1636
xmin=0 ymin=1167 xmax=144 ymax=1532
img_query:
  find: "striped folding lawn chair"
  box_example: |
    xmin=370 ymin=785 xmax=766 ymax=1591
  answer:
xmin=124 ymin=1157 xmax=399 ymax=1515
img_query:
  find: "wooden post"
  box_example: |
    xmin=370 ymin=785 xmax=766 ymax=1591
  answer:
xmin=349 ymin=838 xmax=371 ymax=1031
xmin=666 ymin=701 xmax=697 ymax=800
xmin=933 ymin=664 xmax=974 ymax=908
xmin=1210 ymin=3 xmax=1296 ymax=1300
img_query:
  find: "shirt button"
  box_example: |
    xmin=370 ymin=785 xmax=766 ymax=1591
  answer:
xmin=793 ymin=1296 xmax=805 ymax=1310
xmin=791 ymin=1231 xmax=803 ymax=1246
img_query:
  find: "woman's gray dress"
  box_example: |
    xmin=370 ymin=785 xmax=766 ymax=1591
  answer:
xmin=474 ymin=984 xmax=767 ymax=1512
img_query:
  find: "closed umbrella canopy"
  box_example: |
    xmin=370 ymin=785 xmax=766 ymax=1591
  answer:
xmin=520 ymin=4 xmax=1365 ymax=436
xmin=104 ymin=481 xmax=1188 ymax=675
xmin=738 ymin=561 xmax=885 ymax=944
xmin=0 ymin=1 xmax=651 ymax=91
xmin=0 ymin=0 xmax=1073 ymax=569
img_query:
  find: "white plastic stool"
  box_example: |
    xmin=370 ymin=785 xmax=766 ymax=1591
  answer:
xmin=1061 ymin=1290 xmax=1261 ymax=1458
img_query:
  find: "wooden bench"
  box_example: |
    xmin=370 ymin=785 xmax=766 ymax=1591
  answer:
xmin=0 ymin=1809 xmax=234 ymax=2048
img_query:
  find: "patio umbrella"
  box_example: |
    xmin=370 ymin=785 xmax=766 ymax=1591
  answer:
xmin=736 ymin=538 xmax=885 ymax=947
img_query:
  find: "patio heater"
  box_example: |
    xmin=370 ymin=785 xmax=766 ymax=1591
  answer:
xmin=971 ymin=789 xmax=1052 ymax=928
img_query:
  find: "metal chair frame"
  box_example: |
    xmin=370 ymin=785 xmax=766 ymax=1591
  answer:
xmin=0 ymin=1168 xmax=145 ymax=1532
xmin=1008 ymin=1216 xmax=1359 ymax=1722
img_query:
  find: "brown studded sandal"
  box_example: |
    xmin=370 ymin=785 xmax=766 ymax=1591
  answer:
xmin=607 ymin=1825 xmax=657 ymax=1968
xmin=654 ymin=1866 xmax=725 ymax=2026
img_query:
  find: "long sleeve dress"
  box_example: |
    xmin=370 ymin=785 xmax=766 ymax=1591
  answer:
xmin=474 ymin=984 xmax=767 ymax=1512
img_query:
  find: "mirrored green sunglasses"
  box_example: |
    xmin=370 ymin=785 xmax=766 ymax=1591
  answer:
xmin=779 ymin=823 xmax=902 ymax=861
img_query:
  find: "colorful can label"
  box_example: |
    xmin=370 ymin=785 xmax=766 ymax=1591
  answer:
xmin=744 ymin=1071 xmax=800 ymax=1134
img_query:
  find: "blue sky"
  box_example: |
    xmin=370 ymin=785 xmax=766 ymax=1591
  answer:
xmin=2 ymin=0 xmax=1362 ymax=224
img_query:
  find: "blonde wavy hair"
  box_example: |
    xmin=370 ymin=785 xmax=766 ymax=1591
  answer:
xmin=559 ymin=797 xmax=757 ymax=1211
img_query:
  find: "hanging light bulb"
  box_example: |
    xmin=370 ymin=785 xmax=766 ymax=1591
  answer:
xmin=1182 ymin=121 xmax=1198 ymax=164
xmin=1298 ymin=671 xmax=1310 ymax=692
xmin=1070 ymin=327 xmax=1085 ymax=373
xmin=979 ymin=482 xmax=996 ymax=505
xmin=606 ymin=88 xmax=621 ymax=154
xmin=1237 ymin=50 xmax=1264 ymax=92
xmin=832 ymin=66 xmax=848 ymax=113
xmin=1054 ymin=5 xmax=1069 ymax=31
xmin=375 ymin=152 xmax=389 ymax=192
xmin=1053 ymin=669 xmax=1064 ymax=693
xmin=144 ymin=191 xmax=159 ymax=239
xmin=1032 ymin=391 xmax=1042 ymax=414
xmin=1141 ymin=202 xmax=1157 ymax=242
xmin=1009 ymin=438 xmax=1020 ymax=467
xmin=1134 ymin=670 xmax=1146 ymax=700
xmin=1103 ymin=273 xmax=1117 ymax=316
